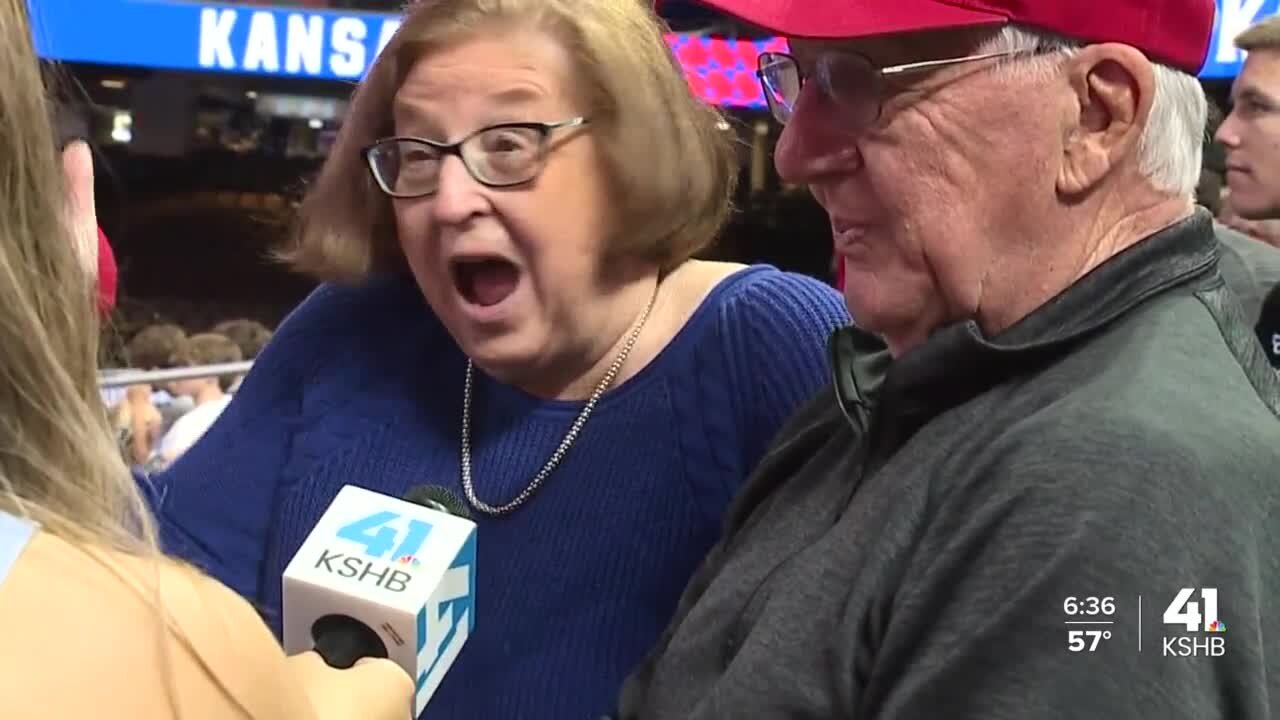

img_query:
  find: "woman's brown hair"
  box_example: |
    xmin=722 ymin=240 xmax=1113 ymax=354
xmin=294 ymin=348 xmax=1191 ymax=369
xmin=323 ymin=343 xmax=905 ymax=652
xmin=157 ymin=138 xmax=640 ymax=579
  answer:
xmin=282 ymin=0 xmax=740 ymax=283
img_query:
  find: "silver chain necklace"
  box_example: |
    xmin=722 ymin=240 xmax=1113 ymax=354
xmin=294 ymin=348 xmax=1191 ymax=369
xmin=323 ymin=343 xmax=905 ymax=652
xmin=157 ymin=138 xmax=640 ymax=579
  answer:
xmin=460 ymin=289 xmax=658 ymax=516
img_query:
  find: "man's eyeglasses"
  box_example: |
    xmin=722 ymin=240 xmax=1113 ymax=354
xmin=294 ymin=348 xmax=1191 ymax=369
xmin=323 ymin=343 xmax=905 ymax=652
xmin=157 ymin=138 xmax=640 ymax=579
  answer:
xmin=364 ymin=117 xmax=588 ymax=199
xmin=757 ymin=49 xmax=1042 ymax=131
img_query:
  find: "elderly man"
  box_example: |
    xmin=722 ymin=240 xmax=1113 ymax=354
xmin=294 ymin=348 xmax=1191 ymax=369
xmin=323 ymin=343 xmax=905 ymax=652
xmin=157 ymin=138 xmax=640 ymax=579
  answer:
xmin=618 ymin=1 xmax=1280 ymax=718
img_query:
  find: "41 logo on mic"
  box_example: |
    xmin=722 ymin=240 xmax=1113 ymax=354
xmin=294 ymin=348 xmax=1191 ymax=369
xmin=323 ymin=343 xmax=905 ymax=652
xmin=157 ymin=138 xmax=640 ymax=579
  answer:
xmin=283 ymin=484 xmax=478 ymax=715
xmin=331 ymin=507 xmax=433 ymax=590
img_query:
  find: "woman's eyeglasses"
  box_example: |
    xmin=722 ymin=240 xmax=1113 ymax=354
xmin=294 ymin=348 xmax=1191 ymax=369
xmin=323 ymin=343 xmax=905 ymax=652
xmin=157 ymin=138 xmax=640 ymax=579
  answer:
xmin=364 ymin=117 xmax=589 ymax=199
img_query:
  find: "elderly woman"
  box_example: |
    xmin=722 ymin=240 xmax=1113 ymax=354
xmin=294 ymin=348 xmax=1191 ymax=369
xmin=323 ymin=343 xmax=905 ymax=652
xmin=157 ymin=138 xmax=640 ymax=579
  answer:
xmin=151 ymin=0 xmax=849 ymax=717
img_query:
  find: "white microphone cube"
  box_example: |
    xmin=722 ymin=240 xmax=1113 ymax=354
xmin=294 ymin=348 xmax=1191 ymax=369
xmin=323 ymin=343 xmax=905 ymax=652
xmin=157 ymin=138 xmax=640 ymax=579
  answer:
xmin=283 ymin=484 xmax=476 ymax=716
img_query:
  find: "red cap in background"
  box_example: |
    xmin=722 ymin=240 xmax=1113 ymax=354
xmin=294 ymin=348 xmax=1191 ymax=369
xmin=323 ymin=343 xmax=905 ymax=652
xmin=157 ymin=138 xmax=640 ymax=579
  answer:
xmin=97 ymin=227 xmax=118 ymax=318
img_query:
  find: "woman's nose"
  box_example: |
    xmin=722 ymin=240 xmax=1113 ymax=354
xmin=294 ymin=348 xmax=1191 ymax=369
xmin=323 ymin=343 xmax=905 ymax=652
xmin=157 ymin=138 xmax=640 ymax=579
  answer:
xmin=428 ymin=155 xmax=489 ymax=225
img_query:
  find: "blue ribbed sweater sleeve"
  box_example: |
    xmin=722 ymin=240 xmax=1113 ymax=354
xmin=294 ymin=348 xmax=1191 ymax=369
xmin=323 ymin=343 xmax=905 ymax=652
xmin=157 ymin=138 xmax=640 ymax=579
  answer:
xmin=150 ymin=285 xmax=343 ymax=605
xmin=716 ymin=271 xmax=850 ymax=495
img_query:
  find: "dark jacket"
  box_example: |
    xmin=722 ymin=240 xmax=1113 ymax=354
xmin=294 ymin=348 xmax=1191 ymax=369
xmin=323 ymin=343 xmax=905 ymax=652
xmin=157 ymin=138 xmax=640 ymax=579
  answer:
xmin=618 ymin=212 xmax=1280 ymax=719
xmin=1216 ymin=223 xmax=1280 ymax=367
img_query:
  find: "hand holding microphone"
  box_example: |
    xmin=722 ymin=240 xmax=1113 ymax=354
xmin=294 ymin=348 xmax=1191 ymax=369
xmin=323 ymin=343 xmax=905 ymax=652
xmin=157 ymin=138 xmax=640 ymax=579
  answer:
xmin=282 ymin=484 xmax=477 ymax=718
xmin=286 ymin=651 xmax=415 ymax=720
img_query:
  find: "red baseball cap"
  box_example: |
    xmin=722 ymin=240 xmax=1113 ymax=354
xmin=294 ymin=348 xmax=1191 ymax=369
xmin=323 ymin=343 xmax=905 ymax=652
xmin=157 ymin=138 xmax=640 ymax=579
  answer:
xmin=691 ymin=0 xmax=1216 ymax=73
xmin=96 ymin=227 xmax=118 ymax=318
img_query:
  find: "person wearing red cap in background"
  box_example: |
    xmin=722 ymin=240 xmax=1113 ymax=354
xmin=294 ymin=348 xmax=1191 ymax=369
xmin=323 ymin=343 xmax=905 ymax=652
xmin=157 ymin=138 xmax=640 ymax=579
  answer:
xmin=62 ymin=138 xmax=168 ymax=470
xmin=96 ymin=226 xmax=118 ymax=317
xmin=59 ymin=138 xmax=117 ymax=318
xmin=616 ymin=2 xmax=1280 ymax=719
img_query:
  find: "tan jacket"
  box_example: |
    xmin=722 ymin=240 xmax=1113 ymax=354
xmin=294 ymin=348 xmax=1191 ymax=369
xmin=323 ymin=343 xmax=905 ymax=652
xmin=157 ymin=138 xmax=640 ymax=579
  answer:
xmin=0 ymin=531 xmax=316 ymax=719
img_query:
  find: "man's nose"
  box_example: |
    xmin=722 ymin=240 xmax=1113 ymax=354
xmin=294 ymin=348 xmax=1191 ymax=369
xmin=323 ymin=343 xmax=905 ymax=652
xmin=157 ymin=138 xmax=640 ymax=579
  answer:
xmin=773 ymin=102 xmax=862 ymax=184
xmin=1215 ymin=111 xmax=1242 ymax=149
xmin=429 ymin=155 xmax=489 ymax=225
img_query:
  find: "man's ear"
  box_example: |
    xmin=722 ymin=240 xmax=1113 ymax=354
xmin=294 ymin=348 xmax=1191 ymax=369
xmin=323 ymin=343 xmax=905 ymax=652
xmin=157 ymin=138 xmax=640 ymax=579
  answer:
xmin=1057 ymin=43 xmax=1155 ymax=196
xmin=61 ymin=140 xmax=98 ymax=276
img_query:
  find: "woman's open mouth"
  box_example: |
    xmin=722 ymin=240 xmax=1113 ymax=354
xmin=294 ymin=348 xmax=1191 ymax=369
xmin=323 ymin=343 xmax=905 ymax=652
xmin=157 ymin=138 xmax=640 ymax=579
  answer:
xmin=450 ymin=256 xmax=521 ymax=308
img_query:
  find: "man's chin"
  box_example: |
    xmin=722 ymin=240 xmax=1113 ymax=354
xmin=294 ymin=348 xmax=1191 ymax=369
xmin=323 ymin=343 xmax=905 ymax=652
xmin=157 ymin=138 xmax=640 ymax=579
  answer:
xmin=1223 ymin=188 xmax=1280 ymax=222
xmin=1240 ymin=204 xmax=1280 ymax=223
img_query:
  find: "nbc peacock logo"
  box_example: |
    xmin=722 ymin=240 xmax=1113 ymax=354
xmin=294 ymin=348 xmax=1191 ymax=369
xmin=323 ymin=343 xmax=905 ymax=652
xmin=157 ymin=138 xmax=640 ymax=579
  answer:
xmin=1207 ymin=619 xmax=1227 ymax=633
xmin=396 ymin=555 xmax=422 ymax=569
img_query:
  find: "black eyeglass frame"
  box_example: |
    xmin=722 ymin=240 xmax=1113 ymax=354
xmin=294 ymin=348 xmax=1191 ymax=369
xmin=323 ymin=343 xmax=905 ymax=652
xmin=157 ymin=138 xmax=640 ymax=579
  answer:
xmin=363 ymin=116 xmax=589 ymax=199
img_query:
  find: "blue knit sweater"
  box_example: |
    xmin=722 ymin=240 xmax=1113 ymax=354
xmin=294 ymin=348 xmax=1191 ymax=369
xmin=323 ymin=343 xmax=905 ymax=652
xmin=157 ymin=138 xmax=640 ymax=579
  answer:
xmin=152 ymin=265 xmax=849 ymax=719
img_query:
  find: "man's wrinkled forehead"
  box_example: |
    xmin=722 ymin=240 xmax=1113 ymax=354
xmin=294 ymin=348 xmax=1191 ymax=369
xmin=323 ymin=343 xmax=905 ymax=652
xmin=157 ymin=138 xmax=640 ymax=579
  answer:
xmin=789 ymin=26 xmax=1001 ymax=67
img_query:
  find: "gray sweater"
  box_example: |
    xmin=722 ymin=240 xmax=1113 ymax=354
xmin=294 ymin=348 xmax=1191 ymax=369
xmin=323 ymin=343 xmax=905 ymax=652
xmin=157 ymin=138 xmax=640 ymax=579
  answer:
xmin=1216 ymin=223 xmax=1280 ymax=367
xmin=618 ymin=212 xmax=1280 ymax=719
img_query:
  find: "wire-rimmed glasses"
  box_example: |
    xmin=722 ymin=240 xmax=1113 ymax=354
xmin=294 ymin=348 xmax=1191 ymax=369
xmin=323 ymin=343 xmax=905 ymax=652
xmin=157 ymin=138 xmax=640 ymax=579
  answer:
xmin=757 ymin=49 xmax=1039 ymax=130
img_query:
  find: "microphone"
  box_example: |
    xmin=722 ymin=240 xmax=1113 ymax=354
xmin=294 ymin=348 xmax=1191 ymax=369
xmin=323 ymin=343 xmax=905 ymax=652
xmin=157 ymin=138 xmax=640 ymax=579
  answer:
xmin=282 ymin=484 xmax=477 ymax=716
xmin=404 ymin=484 xmax=472 ymax=520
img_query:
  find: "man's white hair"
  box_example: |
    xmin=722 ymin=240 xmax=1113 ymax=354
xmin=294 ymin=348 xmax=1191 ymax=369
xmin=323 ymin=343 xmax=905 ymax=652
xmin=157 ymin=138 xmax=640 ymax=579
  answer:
xmin=978 ymin=26 xmax=1207 ymax=198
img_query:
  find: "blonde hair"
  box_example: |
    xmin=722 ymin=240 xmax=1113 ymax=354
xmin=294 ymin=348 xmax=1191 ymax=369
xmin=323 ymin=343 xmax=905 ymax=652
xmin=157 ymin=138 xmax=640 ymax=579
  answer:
xmin=282 ymin=0 xmax=739 ymax=283
xmin=1236 ymin=15 xmax=1280 ymax=52
xmin=0 ymin=0 xmax=156 ymax=553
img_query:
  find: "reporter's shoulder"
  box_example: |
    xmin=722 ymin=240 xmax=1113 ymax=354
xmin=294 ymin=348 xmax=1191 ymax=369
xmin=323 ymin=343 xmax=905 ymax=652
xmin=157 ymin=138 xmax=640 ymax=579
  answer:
xmin=155 ymin=552 xmax=315 ymax=719
xmin=0 ymin=532 xmax=313 ymax=719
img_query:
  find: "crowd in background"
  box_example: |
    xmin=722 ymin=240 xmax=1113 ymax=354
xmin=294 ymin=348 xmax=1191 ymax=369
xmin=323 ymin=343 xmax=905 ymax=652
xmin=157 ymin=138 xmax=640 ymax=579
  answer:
xmin=103 ymin=318 xmax=274 ymax=472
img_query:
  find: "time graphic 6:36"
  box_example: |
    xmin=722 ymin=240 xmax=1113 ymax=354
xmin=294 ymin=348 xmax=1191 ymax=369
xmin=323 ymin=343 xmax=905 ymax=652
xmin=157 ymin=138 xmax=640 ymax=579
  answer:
xmin=1063 ymin=596 xmax=1115 ymax=616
